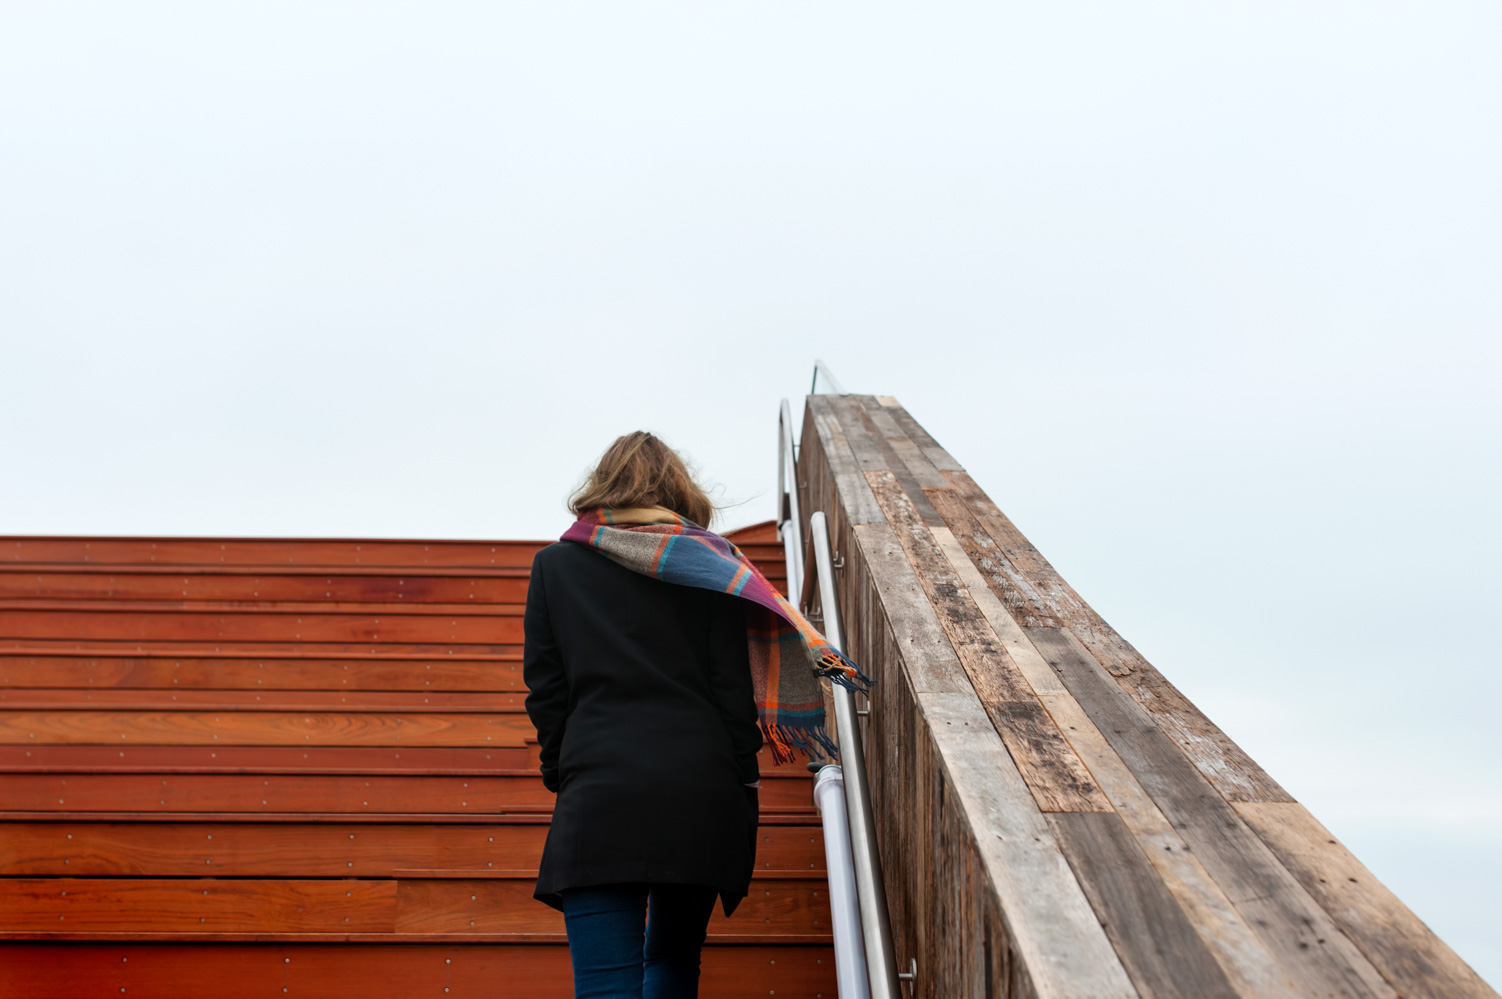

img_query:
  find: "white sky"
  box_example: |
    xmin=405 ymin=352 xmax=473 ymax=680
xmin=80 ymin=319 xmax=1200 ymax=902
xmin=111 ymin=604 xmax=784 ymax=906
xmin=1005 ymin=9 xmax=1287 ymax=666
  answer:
xmin=2 ymin=1 xmax=1498 ymax=985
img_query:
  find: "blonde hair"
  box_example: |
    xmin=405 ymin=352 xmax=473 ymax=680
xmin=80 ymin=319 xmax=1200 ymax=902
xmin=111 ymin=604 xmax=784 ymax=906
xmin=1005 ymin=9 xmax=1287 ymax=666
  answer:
xmin=569 ymin=431 xmax=716 ymax=528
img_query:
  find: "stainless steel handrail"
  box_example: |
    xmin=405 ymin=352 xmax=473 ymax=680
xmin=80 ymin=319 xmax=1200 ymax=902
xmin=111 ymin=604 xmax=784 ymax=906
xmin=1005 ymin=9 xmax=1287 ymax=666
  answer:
xmin=805 ymin=511 xmax=902 ymax=999
xmin=812 ymin=358 xmax=846 ymax=396
xmin=777 ymin=399 xmax=805 ymax=591
xmin=777 ymin=381 xmax=904 ymax=999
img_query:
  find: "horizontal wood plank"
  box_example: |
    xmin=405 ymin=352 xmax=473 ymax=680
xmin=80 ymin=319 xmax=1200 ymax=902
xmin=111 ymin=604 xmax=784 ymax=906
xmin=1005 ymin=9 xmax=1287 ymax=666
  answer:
xmin=0 ymin=772 xmax=812 ymax=815
xmin=0 ymin=655 xmax=524 ymax=692
xmin=0 ymin=821 xmax=826 ymax=878
xmin=0 ymin=689 xmax=524 ymax=712
xmin=0 ymin=942 xmax=836 ymax=998
xmin=0 ymin=711 xmax=535 ymax=746
xmin=0 ymin=607 xmax=520 ymax=644
xmin=0 ymin=538 xmax=546 ymax=569
xmin=0 ymin=878 xmax=399 ymax=934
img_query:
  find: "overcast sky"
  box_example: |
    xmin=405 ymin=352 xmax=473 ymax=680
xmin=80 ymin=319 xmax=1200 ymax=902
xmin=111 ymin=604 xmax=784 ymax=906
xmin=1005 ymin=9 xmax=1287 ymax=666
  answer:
xmin=2 ymin=1 xmax=1498 ymax=985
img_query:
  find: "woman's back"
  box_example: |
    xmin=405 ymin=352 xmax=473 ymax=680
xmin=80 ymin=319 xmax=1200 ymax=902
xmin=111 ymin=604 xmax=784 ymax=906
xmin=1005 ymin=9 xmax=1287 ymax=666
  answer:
xmin=524 ymin=540 xmax=762 ymax=914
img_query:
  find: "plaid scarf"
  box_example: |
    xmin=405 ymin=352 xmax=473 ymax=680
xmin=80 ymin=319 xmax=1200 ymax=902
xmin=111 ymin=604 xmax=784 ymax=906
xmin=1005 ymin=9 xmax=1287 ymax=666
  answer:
xmin=561 ymin=506 xmax=873 ymax=763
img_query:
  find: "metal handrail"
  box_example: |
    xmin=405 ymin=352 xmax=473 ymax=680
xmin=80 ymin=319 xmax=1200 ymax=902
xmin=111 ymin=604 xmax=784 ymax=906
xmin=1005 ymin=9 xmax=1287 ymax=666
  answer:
xmin=777 ymin=379 xmax=904 ymax=999
xmin=812 ymin=358 xmax=846 ymax=396
xmin=777 ymin=399 xmax=805 ymax=592
xmin=804 ymin=511 xmax=902 ymax=999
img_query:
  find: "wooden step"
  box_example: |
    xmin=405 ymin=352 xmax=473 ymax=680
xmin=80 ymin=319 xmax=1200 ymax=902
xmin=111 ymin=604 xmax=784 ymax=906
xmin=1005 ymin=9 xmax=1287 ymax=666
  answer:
xmin=0 ymin=742 xmax=802 ymax=775
xmin=0 ymin=772 xmax=815 ymax=815
xmin=0 ymin=569 xmax=530 ymax=603
xmin=0 ymin=538 xmax=549 ymax=569
xmin=0 ymin=821 xmax=827 ymax=877
xmin=0 ymin=877 xmax=833 ymax=941
xmin=0 ymin=942 xmax=837 ymax=998
xmin=0 ymin=607 xmax=523 ymax=644
xmin=0 ymin=689 xmax=526 ymax=711
xmin=0 ymin=655 xmax=524 ymax=691
xmin=0 ymin=537 xmax=786 ymax=574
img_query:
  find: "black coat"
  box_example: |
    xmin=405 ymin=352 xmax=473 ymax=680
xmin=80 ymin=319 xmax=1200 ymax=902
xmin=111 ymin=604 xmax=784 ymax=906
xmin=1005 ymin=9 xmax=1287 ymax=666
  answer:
xmin=522 ymin=540 xmax=763 ymax=916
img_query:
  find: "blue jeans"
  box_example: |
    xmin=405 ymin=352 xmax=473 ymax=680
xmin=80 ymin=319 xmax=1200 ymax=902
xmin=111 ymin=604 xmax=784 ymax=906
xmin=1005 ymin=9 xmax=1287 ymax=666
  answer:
xmin=560 ymin=882 xmax=719 ymax=999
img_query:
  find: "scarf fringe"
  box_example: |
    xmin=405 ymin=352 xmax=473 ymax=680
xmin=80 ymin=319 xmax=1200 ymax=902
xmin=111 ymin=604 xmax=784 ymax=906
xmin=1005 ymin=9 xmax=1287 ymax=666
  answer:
xmin=814 ymin=647 xmax=875 ymax=693
xmin=760 ymin=719 xmax=840 ymax=767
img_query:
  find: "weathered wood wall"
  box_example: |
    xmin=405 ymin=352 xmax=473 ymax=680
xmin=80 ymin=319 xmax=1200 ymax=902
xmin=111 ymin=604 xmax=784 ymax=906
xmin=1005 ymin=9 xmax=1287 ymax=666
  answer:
xmin=797 ymin=393 xmax=1495 ymax=999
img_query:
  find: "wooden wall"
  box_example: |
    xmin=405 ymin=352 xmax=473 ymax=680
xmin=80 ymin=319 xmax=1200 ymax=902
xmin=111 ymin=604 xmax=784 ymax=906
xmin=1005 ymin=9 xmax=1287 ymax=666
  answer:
xmin=796 ymin=393 xmax=1496 ymax=999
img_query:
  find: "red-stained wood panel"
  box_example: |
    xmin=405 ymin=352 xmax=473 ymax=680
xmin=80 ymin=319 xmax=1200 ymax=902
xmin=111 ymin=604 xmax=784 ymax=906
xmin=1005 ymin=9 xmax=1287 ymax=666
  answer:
xmin=0 ymin=570 xmax=530 ymax=603
xmin=0 ymin=639 xmax=521 ymax=658
xmin=0 ymin=655 xmax=524 ymax=691
xmin=0 ymin=538 xmax=547 ymax=569
xmin=0 ymin=942 xmax=837 ymax=999
xmin=0 ymin=822 xmax=826 ymax=877
xmin=0 ymin=689 xmax=524 ymax=711
xmin=0 ymin=741 xmax=804 ymax=776
xmin=0 ymin=878 xmax=400 ymax=934
xmin=0 ymin=607 xmax=522 ymax=644
xmin=0 ymin=878 xmax=829 ymax=942
xmin=0 ymin=745 xmax=535 ymax=773
xmin=394 ymin=878 xmax=831 ymax=938
xmin=0 ymin=711 xmax=535 ymax=746
xmin=0 ymin=772 xmax=813 ymax=815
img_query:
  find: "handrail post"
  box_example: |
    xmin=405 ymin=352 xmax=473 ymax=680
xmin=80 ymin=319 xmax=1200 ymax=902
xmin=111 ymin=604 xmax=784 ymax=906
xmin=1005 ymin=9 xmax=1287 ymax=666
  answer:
xmin=809 ymin=511 xmax=903 ymax=999
xmin=777 ymin=399 xmax=805 ymax=592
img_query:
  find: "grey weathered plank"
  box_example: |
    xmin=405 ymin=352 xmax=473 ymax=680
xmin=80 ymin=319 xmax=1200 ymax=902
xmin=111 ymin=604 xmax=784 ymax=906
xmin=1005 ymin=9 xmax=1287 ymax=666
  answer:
xmin=1047 ymin=811 xmax=1240 ymax=999
xmin=877 ymin=398 xmax=966 ymax=471
xmin=826 ymin=394 xmax=889 ymax=472
xmin=859 ymin=401 xmax=949 ymax=488
xmin=921 ymin=692 xmax=1138 ymax=999
xmin=1028 ymin=627 xmax=1398 ymax=999
xmin=940 ymin=467 xmax=1291 ymax=804
xmin=805 ymin=393 xmax=883 ymax=525
xmin=925 ymin=487 xmax=1307 ymax=998
xmin=836 ymin=396 xmax=945 ymax=527
xmin=1235 ymin=802 xmax=1500 ymax=999
xmin=805 ymin=396 xmax=884 ymax=526
xmin=850 ymin=525 xmax=972 ymax=696
xmin=866 ymin=471 xmax=1108 ymax=814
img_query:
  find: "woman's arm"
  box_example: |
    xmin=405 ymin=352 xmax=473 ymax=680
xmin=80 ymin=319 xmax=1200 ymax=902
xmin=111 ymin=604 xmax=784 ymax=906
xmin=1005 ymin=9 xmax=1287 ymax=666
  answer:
xmin=708 ymin=594 xmax=764 ymax=786
xmin=522 ymin=552 xmax=569 ymax=793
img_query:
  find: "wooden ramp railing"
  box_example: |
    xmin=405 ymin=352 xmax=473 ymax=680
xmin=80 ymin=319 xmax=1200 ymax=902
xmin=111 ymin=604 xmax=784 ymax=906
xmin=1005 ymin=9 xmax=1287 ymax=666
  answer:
xmin=0 ymin=526 xmax=837 ymax=997
xmin=797 ymin=393 xmax=1496 ymax=999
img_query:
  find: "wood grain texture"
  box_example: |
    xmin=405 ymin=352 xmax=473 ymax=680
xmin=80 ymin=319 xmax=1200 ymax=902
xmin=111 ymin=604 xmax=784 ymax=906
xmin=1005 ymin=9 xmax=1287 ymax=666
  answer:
xmin=0 ymin=771 xmax=812 ymax=815
xmin=0 ymin=943 xmax=837 ymax=998
xmin=1047 ymin=811 xmax=1239 ymax=999
xmin=397 ymin=879 xmax=832 ymax=938
xmin=0 ymin=606 xmax=521 ymax=644
xmin=0 ymin=569 xmax=529 ymax=603
xmin=0 ymin=821 xmax=826 ymax=878
xmin=920 ymin=692 xmax=1136 ymax=998
xmin=0 ymin=688 xmax=522 ymax=711
xmin=865 ymin=470 xmax=1107 ymax=814
xmin=801 ymin=405 xmax=1132 ymax=999
xmin=0 ymin=537 xmax=546 ymax=569
xmin=0 ymin=878 xmax=400 ymax=934
xmin=1235 ymin=802 xmax=1500 ymax=999
xmin=805 ymin=395 xmax=884 ymax=526
xmin=1029 ymin=627 xmax=1398 ymax=999
xmin=0 ymin=655 xmax=524 ymax=691
xmin=938 ymin=466 xmax=1290 ymax=804
xmin=0 ymin=711 xmax=535 ymax=746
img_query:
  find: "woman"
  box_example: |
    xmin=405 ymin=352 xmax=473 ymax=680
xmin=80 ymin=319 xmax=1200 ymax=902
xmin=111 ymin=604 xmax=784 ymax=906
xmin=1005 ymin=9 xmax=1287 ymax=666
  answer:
xmin=523 ymin=431 xmax=869 ymax=999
